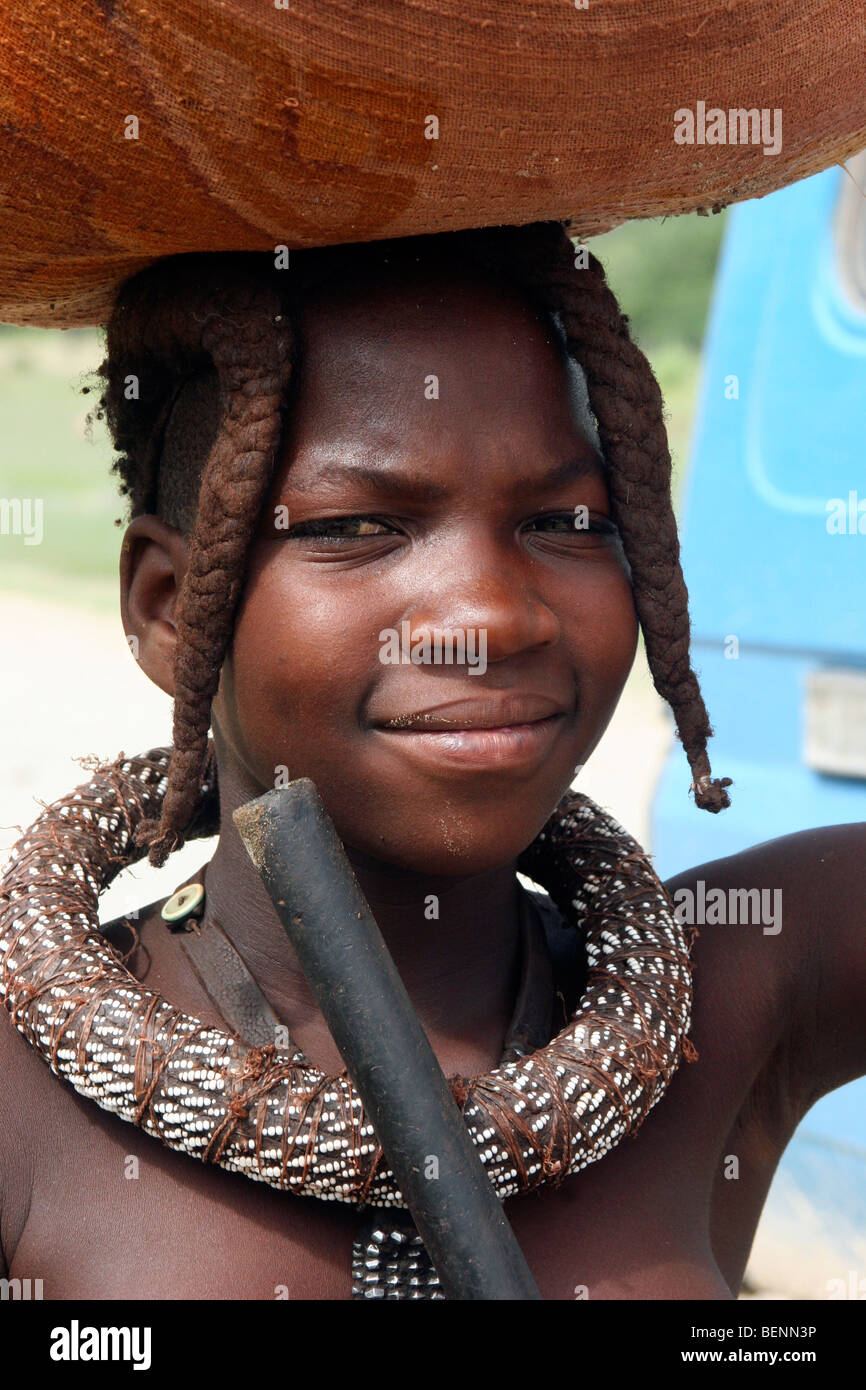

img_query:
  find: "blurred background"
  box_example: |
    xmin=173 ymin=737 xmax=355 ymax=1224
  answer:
xmin=1 ymin=161 xmax=864 ymax=1298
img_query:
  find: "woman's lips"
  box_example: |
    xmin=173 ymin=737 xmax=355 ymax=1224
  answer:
xmin=373 ymin=713 xmax=567 ymax=772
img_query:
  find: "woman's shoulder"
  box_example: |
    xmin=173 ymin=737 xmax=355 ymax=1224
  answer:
xmin=664 ymin=819 xmax=866 ymax=954
xmin=0 ymin=991 xmax=60 ymax=1273
xmin=0 ymin=895 xmax=170 ymax=1274
xmin=666 ymin=820 xmax=866 ymax=1105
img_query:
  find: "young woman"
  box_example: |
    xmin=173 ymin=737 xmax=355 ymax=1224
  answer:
xmin=1 ymin=222 xmax=863 ymax=1300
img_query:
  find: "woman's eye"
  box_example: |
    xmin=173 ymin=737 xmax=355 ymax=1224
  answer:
xmin=284 ymin=515 xmax=397 ymax=542
xmin=526 ymin=510 xmax=618 ymax=538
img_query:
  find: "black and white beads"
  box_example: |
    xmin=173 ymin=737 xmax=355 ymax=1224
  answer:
xmin=0 ymin=746 xmax=694 ymax=1207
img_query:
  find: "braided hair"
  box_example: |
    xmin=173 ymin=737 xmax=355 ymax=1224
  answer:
xmin=92 ymin=222 xmax=731 ymax=869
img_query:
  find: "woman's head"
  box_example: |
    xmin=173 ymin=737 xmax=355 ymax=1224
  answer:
xmin=98 ymin=221 xmax=730 ymax=871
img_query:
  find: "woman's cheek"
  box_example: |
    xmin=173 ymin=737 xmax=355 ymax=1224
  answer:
xmin=567 ymin=557 xmax=637 ymax=648
xmin=227 ymin=592 xmax=368 ymax=784
xmin=602 ymin=582 xmax=639 ymax=674
xmin=567 ymin=571 xmax=638 ymax=729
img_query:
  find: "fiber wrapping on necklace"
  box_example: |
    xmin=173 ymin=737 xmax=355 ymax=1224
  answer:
xmin=0 ymin=744 xmax=696 ymax=1207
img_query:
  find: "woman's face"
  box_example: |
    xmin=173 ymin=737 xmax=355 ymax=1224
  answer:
xmin=211 ymin=265 xmax=638 ymax=875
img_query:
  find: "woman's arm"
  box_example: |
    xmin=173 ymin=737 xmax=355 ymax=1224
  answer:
xmin=773 ymin=821 xmax=866 ymax=1105
xmin=0 ymin=1008 xmax=42 ymax=1277
xmin=666 ymin=821 xmax=866 ymax=1114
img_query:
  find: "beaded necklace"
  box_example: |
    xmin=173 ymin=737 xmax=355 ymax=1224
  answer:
xmin=0 ymin=745 xmax=696 ymax=1235
xmin=160 ymin=863 xmax=572 ymax=1298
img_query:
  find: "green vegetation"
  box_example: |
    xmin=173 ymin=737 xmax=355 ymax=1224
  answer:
xmin=0 ymin=211 xmax=727 ymax=611
xmin=589 ymin=210 xmax=728 ymax=506
xmin=591 ymin=211 xmax=727 ymax=352
xmin=0 ymin=333 xmax=121 ymax=609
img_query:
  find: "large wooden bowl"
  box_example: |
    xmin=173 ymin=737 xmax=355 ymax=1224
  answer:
xmin=1 ymin=0 xmax=864 ymax=326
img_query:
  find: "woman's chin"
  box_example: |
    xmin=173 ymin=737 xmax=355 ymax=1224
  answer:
xmin=338 ymin=815 xmax=558 ymax=881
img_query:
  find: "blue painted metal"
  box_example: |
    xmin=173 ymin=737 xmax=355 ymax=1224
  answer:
xmin=652 ymin=163 xmax=866 ymax=1212
xmin=654 ymin=161 xmax=866 ymax=876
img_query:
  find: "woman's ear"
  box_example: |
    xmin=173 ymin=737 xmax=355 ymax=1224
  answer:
xmin=120 ymin=515 xmax=190 ymax=698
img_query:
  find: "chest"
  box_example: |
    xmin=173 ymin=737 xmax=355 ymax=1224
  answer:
xmin=10 ymin=1030 xmax=774 ymax=1301
xmin=8 ymin=893 xmax=797 ymax=1301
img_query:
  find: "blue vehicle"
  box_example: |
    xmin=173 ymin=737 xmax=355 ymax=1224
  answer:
xmin=653 ymin=154 xmax=866 ymax=1288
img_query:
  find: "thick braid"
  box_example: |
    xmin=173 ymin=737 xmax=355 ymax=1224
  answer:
xmin=472 ymin=222 xmax=731 ymax=812
xmin=104 ymin=258 xmax=294 ymax=865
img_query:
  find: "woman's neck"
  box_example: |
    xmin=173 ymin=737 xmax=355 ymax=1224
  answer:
xmin=199 ymin=765 xmax=523 ymax=1078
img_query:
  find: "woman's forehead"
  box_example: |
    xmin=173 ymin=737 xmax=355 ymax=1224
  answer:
xmin=272 ymin=368 xmax=602 ymax=504
xmin=286 ymin=267 xmax=602 ymax=458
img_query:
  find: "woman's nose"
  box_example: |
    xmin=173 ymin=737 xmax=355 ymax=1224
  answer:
xmin=403 ymin=554 xmax=561 ymax=666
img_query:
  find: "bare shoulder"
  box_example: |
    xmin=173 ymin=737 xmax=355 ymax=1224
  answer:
xmin=665 ymin=820 xmax=866 ymax=1105
xmin=0 ymin=995 xmax=58 ymax=1274
xmin=666 ymin=819 xmax=866 ymax=894
xmin=0 ymin=904 xmax=162 ymax=1275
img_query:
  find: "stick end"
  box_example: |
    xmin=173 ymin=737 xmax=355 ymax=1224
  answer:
xmin=233 ymin=780 xmax=323 ymax=869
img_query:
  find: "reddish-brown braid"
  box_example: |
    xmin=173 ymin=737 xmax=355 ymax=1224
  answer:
xmin=471 ymin=222 xmax=731 ymax=811
xmin=93 ymin=224 xmax=729 ymax=867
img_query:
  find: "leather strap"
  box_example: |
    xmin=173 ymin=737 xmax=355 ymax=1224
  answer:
xmin=178 ymin=917 xmax=284 ymax=1049
xmin=166 ymin=861 xmax=283 ymax=1049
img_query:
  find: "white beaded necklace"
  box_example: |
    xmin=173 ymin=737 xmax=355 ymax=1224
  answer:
xmin=0 ymin=744 xmax=697 ymax=1208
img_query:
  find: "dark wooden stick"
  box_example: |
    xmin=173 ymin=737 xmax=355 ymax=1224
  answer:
xmin=233 ymin=778 xmax=542 ymax=1301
